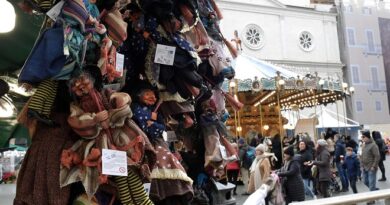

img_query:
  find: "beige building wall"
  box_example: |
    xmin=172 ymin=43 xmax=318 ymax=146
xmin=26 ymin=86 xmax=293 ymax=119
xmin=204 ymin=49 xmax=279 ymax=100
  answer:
xmin=338 ymin=0 xmax=390 ymax=133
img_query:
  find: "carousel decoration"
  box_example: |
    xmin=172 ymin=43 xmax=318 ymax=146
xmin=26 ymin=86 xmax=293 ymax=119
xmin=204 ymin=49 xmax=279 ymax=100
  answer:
xmin=223 ymin=55 xmax=345 ymax=142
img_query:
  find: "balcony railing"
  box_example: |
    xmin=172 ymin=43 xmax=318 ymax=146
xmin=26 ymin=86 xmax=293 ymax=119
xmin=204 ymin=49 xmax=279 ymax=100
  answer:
xmin=362 ymin=44 xmax=383 ymax=56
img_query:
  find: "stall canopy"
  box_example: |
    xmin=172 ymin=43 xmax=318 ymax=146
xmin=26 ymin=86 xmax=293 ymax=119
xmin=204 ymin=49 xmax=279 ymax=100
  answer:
xmin=284 ymin=107 xmax=360 ymax=129
xmin=312 ymin=108 xmax=360 ymax=128
xmin=232 ymin=54 xmax=297 ymax=80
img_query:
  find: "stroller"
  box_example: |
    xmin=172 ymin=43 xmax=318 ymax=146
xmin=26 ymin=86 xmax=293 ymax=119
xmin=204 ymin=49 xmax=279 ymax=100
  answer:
xmin=328 ymin=170 xmax=341 ymax=195
xmin=313 ymin=169 xmax=340 ymax=197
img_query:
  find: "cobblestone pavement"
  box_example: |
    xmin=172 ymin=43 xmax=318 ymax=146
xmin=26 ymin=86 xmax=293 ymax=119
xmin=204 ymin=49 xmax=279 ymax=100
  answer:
xmin=2 ymin=160 xmax=390 ymax=205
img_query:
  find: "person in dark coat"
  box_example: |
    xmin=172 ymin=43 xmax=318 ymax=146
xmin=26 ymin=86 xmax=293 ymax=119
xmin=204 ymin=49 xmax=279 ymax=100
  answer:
xmin=372 ymin=131 xmax=387 ymax=181
xmin=335 ymin=135 xmax=349 ymax=191
xmin=298 ymin=141 xmax=316 ymax=198
xmin=342 ymin=147 xmax=360 ymax=193
xmin=346 ymin=135 xmax=358 ymax=153
xmin=250 ymin=137 xmax=259 ymax=147
xmin=278 ymin=146 xmax=305 ymax=204
xmin=272 ymin=134 xmax=283 ymax=170
xmin=238 ymin=138 xmax=252 ymax=195
xmin=307 ymin=139 xmax=332 ymax=198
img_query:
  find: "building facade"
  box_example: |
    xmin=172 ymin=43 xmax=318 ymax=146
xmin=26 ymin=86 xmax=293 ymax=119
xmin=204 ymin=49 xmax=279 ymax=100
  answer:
xmin=217 ymin=0 xmax=343 ymax=79
xmin=337 ymin=0 xmax=390 ymax=132
xmin=217 ymin=0 xmax=345 ymax=136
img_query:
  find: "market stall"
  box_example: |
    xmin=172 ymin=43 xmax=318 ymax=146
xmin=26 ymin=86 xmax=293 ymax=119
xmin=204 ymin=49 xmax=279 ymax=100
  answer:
xmin=1 ymin=0 xmax=245 ymax=204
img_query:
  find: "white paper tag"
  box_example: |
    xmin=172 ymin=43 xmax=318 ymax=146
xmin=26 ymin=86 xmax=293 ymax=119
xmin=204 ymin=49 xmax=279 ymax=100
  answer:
xmin=46 ymin=0 xmax=65 ymax=21
xmin=116 ymin=53 xmax=124 ymax=76
xmin=102 ymin=149 xmax=128 ymax=176
xmin=64 ymin=46 xmax=70 ymax=56
xmin=144 ymin=183 xmax=151 ymax=195
xmin=103 ymin=83 xmax=121 ymax=91
xmin=154 ymin=44 xmax=176 ymax=66
xmin=220 ymin=145 xmax=228 ymax=160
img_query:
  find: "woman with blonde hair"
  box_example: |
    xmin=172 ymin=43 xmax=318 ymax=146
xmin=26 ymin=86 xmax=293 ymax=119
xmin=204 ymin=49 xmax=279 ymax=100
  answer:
xmin=247 ymin=144 xmax=273 ymax=194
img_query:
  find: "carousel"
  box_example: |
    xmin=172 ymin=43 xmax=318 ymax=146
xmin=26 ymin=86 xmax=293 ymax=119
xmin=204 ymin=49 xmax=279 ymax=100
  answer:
xmin=223 ymin=54 xmax=351 ymax=142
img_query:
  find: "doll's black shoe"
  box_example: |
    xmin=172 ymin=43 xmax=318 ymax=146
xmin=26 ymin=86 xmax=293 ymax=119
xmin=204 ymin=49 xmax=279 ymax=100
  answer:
xmin=195 ymin=85 xmax=212 ymax=103
xmin=27 ymin=109 xmax=55 ymax=126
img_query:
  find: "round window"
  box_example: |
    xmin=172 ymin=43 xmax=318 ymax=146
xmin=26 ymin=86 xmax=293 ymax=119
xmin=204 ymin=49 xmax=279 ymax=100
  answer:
xmin=299 ymin=31 xmax=314 ymax=52
xmin=242 ymin=24 xmax=265 ymax=50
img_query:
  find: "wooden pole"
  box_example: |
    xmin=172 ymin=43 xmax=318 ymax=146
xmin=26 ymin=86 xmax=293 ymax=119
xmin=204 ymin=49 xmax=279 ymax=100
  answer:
xmin=234 ymin=110 xmax=238 ymax=137
xmin=259 ymin=103 xmax=264 ymax=136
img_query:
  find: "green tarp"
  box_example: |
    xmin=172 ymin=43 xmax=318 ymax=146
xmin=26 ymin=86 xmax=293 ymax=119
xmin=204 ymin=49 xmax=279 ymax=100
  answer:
xmin=0 ymin=118 xmax=30 ymax=148
xmin=0 ymin=1 xmax=43 ymax=74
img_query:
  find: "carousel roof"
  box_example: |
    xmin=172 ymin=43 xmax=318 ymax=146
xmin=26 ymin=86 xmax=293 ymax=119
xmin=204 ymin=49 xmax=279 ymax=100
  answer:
xmin=223 ymin=54 xmax=346 ymax=110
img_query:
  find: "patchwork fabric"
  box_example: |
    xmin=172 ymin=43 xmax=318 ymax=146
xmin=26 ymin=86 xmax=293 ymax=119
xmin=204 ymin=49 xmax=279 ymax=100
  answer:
xmin=102 ymin=10 xmax=128 ymax=45
xmin=62 ymin=0 xmax=89 ymax=32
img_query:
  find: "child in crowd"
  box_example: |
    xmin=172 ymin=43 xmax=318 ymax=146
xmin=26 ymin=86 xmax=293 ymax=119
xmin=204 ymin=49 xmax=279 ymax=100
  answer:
xmin=342 ymin=147 xmax=360 ymax=193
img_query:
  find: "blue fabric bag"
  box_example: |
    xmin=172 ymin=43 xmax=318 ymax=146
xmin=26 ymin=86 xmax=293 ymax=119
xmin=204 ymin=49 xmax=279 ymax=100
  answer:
xmin=19 ymin=26 xmax=66 ymax=84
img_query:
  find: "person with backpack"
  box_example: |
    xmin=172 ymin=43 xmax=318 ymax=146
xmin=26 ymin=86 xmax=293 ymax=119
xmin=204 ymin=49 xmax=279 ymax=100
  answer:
xmin=238 ymin=138 xmax=255 ymax=195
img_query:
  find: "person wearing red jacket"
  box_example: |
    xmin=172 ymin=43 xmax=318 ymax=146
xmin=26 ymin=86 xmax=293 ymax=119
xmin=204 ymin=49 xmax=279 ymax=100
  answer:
xmin=227 ymin=143 xmax=240 ymax=195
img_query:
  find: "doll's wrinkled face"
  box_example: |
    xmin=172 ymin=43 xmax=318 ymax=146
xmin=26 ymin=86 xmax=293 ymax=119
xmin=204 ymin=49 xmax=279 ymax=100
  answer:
xmin=140 ymin=90 xmax=157 ymax=106
xmin=71 ymin=74 xmax=94 ymax=97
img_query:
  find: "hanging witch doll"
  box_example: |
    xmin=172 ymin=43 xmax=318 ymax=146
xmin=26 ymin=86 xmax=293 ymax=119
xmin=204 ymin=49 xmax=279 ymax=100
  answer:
xmin=60 ymin=65 xmax=155 ymax=205
xmin=132 ymin=84 xmax=194 ymax=204
xmin=198 ymin=99 xmax=237 ymax=179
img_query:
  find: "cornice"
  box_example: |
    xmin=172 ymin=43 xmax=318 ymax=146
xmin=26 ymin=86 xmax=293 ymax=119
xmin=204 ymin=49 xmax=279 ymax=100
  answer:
xmin=218 ymin=0 xmax=337 ymax=22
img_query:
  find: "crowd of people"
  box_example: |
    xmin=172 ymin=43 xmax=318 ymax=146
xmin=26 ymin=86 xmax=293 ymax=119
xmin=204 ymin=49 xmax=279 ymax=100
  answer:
xmin=228 ymin=129 xmax=388 ymax=205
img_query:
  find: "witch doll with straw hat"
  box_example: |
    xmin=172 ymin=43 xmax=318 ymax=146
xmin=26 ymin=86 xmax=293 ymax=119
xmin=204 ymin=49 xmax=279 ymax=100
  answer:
xmin=59 ymin=65 xmax=155 ymax=204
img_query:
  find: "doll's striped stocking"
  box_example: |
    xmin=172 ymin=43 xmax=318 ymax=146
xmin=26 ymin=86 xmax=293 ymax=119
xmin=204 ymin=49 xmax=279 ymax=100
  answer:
xmin=28 ymin=80 xmax=58 ymax=119
xmin=114 ymin=169 xmax=153 ymax=205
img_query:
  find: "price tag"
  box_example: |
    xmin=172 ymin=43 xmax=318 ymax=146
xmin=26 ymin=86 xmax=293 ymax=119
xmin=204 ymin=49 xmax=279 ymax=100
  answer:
xmin=144 ymin=183 xmax=151 ymax=195
xmin=46 ymin=0 xmax=65 ymax=21
xmin=220 ymin=145 xmax=228 ymax=160
xmin=64 ymin=46 xmax=70 ymax=56
xmin=116 ymin=53 xmax=124 ymax=76
xmin=154 ymin=44 xmax=176 ymax=66
xmin=102 ymin=149 xmax=127 ymax=176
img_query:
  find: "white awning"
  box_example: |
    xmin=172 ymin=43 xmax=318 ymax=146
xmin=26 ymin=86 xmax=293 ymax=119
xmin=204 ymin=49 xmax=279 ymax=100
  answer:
xmin=283 ymin=106 xmax=360 ymax=129
xmin=233 ymin=54 xmax=298 ymax=80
